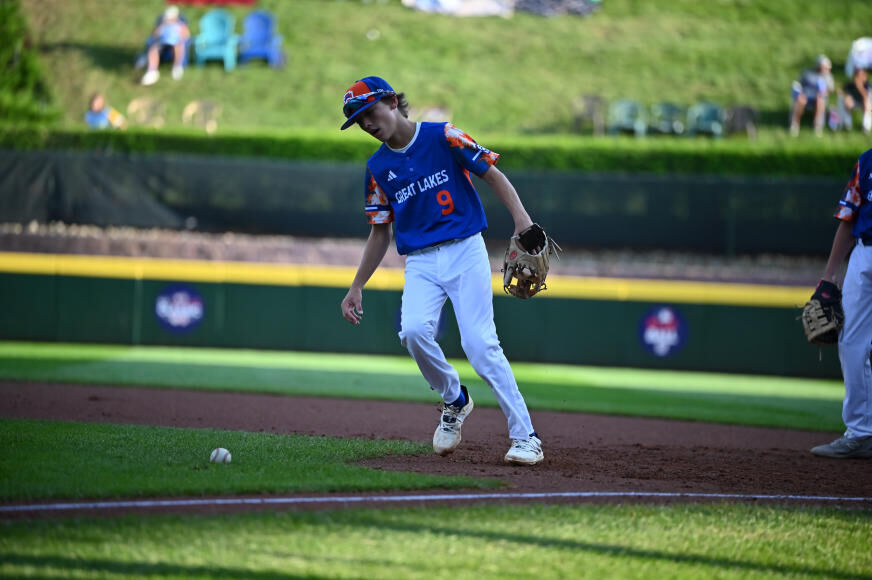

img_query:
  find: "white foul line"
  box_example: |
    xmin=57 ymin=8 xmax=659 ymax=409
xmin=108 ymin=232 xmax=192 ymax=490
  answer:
xmin=2 ymin=491 xmax=871 ymax=513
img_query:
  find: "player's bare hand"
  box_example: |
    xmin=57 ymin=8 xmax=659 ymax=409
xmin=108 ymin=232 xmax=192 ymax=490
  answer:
xmin=341 ymin=288 xmax=364 ymax=325
xmin=512 ymin=217 xmax=534 ymax=236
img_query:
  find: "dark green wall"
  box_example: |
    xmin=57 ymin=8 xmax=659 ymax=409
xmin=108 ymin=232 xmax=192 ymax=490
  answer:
xmin=0 ymin=272 xmax=840 ymax=379
xmin=0 ymin=150 xmax=845 ymax=255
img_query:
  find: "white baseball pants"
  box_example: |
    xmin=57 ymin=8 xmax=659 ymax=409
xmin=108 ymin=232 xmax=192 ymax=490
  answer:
xmin=838 ymin=238 xmax=872 ymax=438
xmin=399 ymin=233 xmax=535 ymax=440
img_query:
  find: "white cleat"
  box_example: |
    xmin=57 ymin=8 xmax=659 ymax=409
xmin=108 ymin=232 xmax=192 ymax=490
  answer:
xmin=141 ymin=70 xmax=160 ymax=86
xmin=433 ymin=387 xmax=474 ymax=456
xmin=505 ymin=435 xmax=544 ymax=465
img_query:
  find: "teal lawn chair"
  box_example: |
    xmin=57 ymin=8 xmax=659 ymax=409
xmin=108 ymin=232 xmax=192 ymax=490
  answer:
xmin=194 ymin=9 xmax=240 ymax=71
xmin=607 ymin=99 xmax=647 ymax=137
xmin=649 ymin=102 xmax=686 ymax=135
xmin=686 ymin=102 xmax=725 ymax=137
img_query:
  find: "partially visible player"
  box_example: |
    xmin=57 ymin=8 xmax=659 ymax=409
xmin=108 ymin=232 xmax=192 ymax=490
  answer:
xmin=810 ymin=148 xmax=872 ymax=459
xmin=338 ymin=76 xmax=543 ymax=465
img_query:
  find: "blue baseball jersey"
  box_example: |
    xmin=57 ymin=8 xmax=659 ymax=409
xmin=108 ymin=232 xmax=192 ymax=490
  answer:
xmin=363 ymin=122 xmax=499 ymax=255
xmin=835 ymin=148 xmax=872 ymax=238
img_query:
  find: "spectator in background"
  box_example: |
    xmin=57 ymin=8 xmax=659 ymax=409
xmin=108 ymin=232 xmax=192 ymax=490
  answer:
xmin=84 ymin=93 xmax=125 ymax=130
xmin=841 ymin=67 xmax=872 ymax=134
xmin=141 ymin=5 xmax=190 ymax=86
xmin=790 ymin=55 xmax=835 ymax=137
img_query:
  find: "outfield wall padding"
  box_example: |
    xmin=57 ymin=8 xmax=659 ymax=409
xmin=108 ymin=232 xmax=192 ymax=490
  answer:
xmin=0 ymin=271 xmax=841 ymax=379
xmin=0 ymin=150 xmax=846 ymax=255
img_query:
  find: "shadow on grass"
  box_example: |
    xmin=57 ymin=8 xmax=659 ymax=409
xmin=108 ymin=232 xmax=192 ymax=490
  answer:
xmin=6 ymin=519 xmax=865 ymax=579
xmin=353 ymin=516 xmax=871 ymax=580
xmin=0 ymin=553 xmax=328 ymax=580
xmin=40 ymin=42 xmax=140 ymax=74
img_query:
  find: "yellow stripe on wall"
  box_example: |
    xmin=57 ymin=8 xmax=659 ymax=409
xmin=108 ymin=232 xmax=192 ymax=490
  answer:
xmin=0 ymin=251 xmax=402 ymax=290
xmin=536 ymin=275 xmax=808 ymax=308
xmin=0 ymin=251 xmax=808 ymax=308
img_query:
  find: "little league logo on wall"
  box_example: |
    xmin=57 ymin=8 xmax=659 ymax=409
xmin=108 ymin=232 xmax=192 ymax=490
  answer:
xmin=155 ymin=284 xmax=204 ymax=333
xmin=639 ymin=306 xmax=686 ymax=357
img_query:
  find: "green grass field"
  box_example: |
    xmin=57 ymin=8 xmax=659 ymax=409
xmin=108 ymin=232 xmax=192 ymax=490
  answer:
xmin=17 ymin=0 xmax=872 ymax=143
xmin=0 ymin=341 xmax=867 ymax=578
xmin=2 ymin=505 xmax=870 ymax=579
xmin=0 ymin=419 xmax=492 ymax=502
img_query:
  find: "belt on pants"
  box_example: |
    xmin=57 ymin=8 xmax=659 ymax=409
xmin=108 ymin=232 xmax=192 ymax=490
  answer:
xmin=408 ymin=236 xmax=470 ymax=255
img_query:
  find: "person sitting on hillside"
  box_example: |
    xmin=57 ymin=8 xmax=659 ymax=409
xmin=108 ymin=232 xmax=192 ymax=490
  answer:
xmin=140 ymin=5 xmax=190 ymax=86
xmin=84 ymin=92 xmax=125 ymax=130
xmin=841 ymin=67 xmax=872 ymax=134
xmin=789 ymin=55 xmax=834 ymax=137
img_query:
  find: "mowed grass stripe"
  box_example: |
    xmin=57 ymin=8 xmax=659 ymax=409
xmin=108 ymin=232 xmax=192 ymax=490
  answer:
xmin=0 ymin=342 xmax=845 ymax=431
xmin=0 ymin=252 xmax=809 ymax=306
xmin=0 ymin=342 xmax=842 ymax=399
xmin=1 ymin=504 xmax=870 ymax=579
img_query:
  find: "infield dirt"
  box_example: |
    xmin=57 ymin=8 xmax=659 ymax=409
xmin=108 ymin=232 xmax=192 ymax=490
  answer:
xmin=3 ymin=380 xmax=872 ymax=515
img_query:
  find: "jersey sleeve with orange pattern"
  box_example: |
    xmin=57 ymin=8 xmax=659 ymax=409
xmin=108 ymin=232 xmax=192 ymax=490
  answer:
xmin=443 ymin=123 xmax=500 ymax=177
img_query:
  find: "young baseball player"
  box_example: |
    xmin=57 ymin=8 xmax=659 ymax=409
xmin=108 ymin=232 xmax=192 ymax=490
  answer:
xmin=810 ymin=147 xmax=872 ymax=459
xmin=338 ymin=76 xmax=543 ymax=465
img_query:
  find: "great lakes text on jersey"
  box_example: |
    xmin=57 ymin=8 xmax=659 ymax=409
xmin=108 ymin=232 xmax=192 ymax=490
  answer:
xmin=394 ymin=169 xmax=450 ymax=204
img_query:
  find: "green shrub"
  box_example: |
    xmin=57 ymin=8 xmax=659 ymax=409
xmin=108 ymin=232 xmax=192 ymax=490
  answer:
xmin=0 ymin=0 xmax=58 ymax=123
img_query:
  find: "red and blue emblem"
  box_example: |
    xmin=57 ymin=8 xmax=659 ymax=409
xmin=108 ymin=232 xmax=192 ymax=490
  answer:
xmin=639 ymin=306 xmax=687 ymax=357
xmin=155 ymin=283 xmax=204 ymax=333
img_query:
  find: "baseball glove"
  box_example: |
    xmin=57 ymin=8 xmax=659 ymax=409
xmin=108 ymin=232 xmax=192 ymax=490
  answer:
xmin=801 ymin=280 xmax=844 ymax=345
xmin=502 ymin=223 xmax=560 ymax=299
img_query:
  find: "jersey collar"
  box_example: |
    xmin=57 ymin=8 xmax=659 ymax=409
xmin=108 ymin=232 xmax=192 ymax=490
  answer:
xmin=386 ymin=122 xmax=421 ymax=154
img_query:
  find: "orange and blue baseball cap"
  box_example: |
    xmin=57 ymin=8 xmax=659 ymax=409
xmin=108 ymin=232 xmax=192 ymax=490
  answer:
xmin=341 ymin=76 xmax=396 ymax=130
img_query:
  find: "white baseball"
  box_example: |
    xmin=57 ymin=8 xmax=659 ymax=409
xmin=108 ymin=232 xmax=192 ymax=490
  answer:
xmin=210 ymin=447 xmax=232 ymax=463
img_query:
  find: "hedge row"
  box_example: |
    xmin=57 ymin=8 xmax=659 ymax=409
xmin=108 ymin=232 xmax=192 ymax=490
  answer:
xmin=0 ymin=126 xmax=864 ymax=178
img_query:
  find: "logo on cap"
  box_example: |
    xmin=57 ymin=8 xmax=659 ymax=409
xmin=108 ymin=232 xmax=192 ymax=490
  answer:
xmin=340 ymin=77 xmax=395 ymax=129
xmin=344 ymin=81 xmax=374 ymax=104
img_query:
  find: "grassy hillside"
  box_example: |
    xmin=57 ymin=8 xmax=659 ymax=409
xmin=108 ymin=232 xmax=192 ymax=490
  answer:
xmin=17 ymin=0 xmax=872 ymax=142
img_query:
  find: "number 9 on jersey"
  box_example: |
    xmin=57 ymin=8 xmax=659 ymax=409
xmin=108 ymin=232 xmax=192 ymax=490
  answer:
xmin=437 ymin=190 xmax=454 ymax=215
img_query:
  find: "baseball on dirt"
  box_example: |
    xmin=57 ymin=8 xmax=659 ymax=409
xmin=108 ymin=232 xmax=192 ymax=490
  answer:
xmin=210 ymin=447 xmax=232 ymax=463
